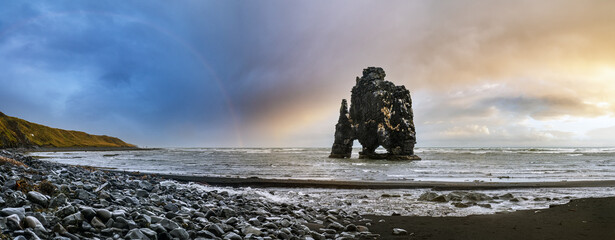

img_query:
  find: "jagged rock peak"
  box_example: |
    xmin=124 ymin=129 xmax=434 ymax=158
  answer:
xmin=362 ymin=67 xmax=386 ymax=81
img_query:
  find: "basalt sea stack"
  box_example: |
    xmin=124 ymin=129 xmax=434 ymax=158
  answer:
xmin=330 ymin=67 xmax=420 ymax=160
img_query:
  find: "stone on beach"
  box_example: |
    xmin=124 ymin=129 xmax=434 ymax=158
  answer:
xmin=1 ymin=207 xmax=26 ymax=219
xmin=392 ymin=227 xmax=409 ymax=235
xmin=26 ymin=191 xmax=49 ymax=206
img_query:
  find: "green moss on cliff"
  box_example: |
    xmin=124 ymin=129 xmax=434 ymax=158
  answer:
xmin=0 ymin=111 xmax=136 ymax=148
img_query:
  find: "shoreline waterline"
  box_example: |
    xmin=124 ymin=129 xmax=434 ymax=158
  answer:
xmin=108 ymin=170 xmax=615 ymax=190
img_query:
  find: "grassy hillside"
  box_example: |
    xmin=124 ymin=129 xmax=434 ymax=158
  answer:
xmin=0 ymin=111 xmax=136 ymax=148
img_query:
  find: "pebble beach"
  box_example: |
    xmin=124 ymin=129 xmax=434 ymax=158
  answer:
xmin=0 ymin=150 xmax=380 ymax=240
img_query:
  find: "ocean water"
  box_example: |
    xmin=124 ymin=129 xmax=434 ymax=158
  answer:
xmin=29 ymin=147 xmax=615 ymax=182
xmin=29 ymin=147 xmax=615 ymax=216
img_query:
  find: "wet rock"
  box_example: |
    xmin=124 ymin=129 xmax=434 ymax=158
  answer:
xmin=248 ymin=217 xmax=260 ymax=226
xmin=310 ymin=231 xmax=326 ymax=240
xmin=157 ymin=232 xmax=172 ymax=240
xmin=88 ymin=217 xmax=104 ymax=229
xmin=80 ymin=221 xmax=94 ymax=232
xmin=123 ymin=196 xmax=140 ymax=205
xmin=432 ymin=195 xmax=448 ymax=202
xmin=219 ymin=207 xmax=236 ymax=217
xmin=330 ymin=67 xmax=419 ymax=160
xmin=418 ymin=192 xmax=439 ymax=201
xmin=113 ymin=216 xmax=137 ymax=229
xmin=1 ymin=207 xmax=26 ymax=219
xmin=6 ymin=214 xmax=21 ymax=230
xmin=208 ymin=223 xmax=225 ymax=236
xmin=57 ymin=206 xmax=77 ymax=218
xmin=356 ymin=225 xmax=369 ymax=232
xmin=224 ymin=217 xmax=239 ymax=225
xmin=223 ymin=232 xmax=242 ymax=240
xmin=27 ymin=191 xmax=49 ymax=206
xmin=140 ymin=228 xmax=157 ymax=238
xmin=0 ymin=217 xmax=8 ymax=230
xmin=3 ymin=180 xmax=16 ymax=189
xmin=24 ymin=216 xmax=45 ymax=230
xmin=80 ymin=208 xmax=96 ymax=221
xmin=150 ymin=223 xmax=167 ymax=233
xmin=49 ymin=193 xmax=69 ymax=208
xmin=205 ymin=209 xmax=217 ymax=218
xmin=125 ymin=228 xmax=150 ymax=240
xmin=25 ymin=228 xmax=42 ymax=240
xmin=327 ymin=222 xmax=345 ymax=231
xmin=169 ymin=228 xmax=190 ymax=240
xmin=277 ymin=231 xmax=290 ymax=239
xmin=135 ymin=189 xmax=149 ymax=198
xmin=499 ymin=193 xmax=515 ymax=200
xmin=75 ymin=189 xmax=92 ymax=201
xmin=93 ymin=182 xmax=108 ymax=193
xmin=242 ymin=226 xmax=262 ymax=236
xmin=164 ymin=203 xmax=179 ymax=212
xmin=52 ymin=223 xmax=68 ymax=234
xmin=452 ymin=202 xmax=470 ymax=208
xmin=446 ymin=191 xmax=465 ymax=201
xmin=7 ymin=191 xmax=27 ymax=207
xmin=62 ymin=212 xmax=83 ymax=226
xmin=196 ymin=230 xmax=217 ymax=238
xmin=13 ymin=235 xmax=26 ymax=240
xmin=160 ymin=218 xmax=180 ymax=231
xmin=478 ymin=203 xmax=492 ymax=208
xmin=345 ymin=223 xmax=358 ymax=232
xmin=279 ymin=219 xmax=291 ymax=227
xmin=392 ymin=228 xmax=408 ymax=235
xmin=95 ymin=209 xmax=112 ymax=221
xmin=112 ymin=209 xmax=127 ymax=218
xmin=463 ymin=192 xmax=492 ymax=202
xmin=381 ymin=193 xmax=401 ymax=198
xmin=263 ymin=222 xmax=277 ymax=229
xmin=135 ymin=214 xmax=151 ymax=227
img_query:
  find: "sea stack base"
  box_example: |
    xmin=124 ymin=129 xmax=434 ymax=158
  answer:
xmin=358 ymin=153 xmax=421 ymax=161
xmin=328 ymin=153 xmax=352 ymax=158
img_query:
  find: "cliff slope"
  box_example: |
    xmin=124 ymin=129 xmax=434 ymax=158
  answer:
xmin=0 ymin=111 xmax=135 ymax=148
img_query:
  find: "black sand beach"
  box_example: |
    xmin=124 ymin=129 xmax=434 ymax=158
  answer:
xmin=364 ymin=197 xmax=615 ymax=240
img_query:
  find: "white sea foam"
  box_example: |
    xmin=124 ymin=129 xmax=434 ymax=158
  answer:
xmin=29 ymin=148 xmax=615 ymax=216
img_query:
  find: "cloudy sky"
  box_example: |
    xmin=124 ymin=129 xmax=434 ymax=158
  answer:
xmin=1 ymin=0 xmax=615 ymax=147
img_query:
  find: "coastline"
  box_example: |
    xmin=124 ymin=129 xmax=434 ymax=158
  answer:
xmin=108 ymin=171 xmax=615 ymax=190
xmin=364 ymin=197 xmax=615 ymax=240
xmin=4 ymin=149 xmax=615 ymax=239
xmin=20 ymin=147 xmax=157 ymax=152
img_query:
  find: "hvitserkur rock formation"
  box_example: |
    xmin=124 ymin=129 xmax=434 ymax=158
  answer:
xmin=329 ymin=67 xmax=420 ymax=160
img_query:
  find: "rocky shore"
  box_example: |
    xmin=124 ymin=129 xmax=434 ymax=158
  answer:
xmin=0 ymin=150 xmax=379 ymax=240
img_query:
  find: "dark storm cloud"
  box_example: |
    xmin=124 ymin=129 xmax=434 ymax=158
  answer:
xmin=0 ymin=1 xmax=234 ymax=146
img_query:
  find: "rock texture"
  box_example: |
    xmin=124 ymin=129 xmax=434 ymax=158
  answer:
xmin=330 ymin=67 xmax=420 ymax=160
xmin=0 ymin=150 xmax=380 ymax=240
